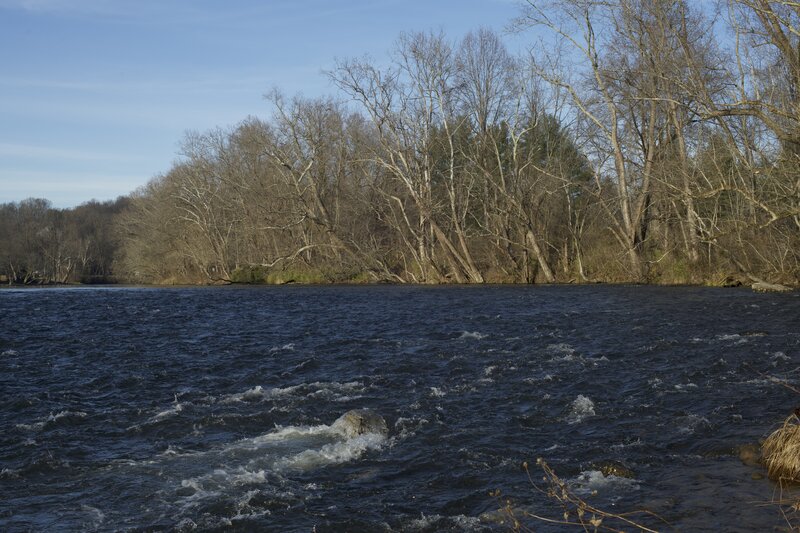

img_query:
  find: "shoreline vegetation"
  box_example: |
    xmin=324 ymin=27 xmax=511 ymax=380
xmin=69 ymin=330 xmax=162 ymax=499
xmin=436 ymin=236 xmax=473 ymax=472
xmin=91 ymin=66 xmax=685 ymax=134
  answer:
xmin=0 ymin=277 xmax=795 ymax=292
xmin=2 ymin=2 xmax=798 ymax=288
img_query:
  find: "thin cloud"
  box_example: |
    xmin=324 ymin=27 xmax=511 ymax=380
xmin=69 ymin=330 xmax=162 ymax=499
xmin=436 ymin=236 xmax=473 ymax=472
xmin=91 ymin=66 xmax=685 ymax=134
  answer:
xmin=2 ymin=0 xmax=125 ymax=16
xmin=0 ymin=67 xmax=320 ymax=95
xmin=0 ymin=0 xmax=388 ymax=29
xmin=0 ymin=142 xmax=140 ymax=162
xmin=0 ymin=169 xmax=143 ymax=206
xmin=0 ymin=0 xmax=211 ymax=25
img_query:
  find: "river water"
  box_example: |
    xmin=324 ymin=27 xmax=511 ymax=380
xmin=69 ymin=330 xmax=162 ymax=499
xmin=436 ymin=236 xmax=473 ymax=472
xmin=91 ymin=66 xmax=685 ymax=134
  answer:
xmin=1 ymin=285 xmax=798 ymax=531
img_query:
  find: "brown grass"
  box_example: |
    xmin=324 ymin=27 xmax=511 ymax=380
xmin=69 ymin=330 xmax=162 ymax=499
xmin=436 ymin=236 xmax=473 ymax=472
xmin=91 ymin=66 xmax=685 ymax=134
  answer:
xmin=762 ymin=414 xmax=800 ymax=483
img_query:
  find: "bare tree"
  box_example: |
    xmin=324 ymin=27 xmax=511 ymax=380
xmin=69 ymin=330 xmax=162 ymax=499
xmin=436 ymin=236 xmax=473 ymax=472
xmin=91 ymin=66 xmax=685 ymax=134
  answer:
xmin=331 ymin=31 xmax=485 ymax=283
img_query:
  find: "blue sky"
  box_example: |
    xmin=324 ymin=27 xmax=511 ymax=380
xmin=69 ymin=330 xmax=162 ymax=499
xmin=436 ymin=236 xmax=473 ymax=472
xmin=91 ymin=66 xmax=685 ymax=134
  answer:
xmin=0 ymin=0 xmax=523 ymax=207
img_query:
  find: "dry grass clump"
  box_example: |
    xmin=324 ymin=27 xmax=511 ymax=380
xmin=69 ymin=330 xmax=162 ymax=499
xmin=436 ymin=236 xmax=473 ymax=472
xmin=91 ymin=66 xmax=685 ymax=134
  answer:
xmin=762 ymin=414 xmax=800 ymax=483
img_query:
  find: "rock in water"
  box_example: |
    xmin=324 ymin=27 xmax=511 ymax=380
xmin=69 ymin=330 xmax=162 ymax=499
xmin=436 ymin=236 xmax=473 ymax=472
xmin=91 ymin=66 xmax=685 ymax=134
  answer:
xmin=332 ymin=409 xmax=389 ymax=438
xmin=592 ymin=460 xmax=636 ymax=479
xmin=737 ymin=443 xmax=761 ymax=467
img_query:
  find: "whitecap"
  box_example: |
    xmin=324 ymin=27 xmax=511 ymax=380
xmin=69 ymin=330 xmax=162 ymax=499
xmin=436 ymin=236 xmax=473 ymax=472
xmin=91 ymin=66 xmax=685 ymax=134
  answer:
xmin=430 ymin=387 xmax=446 ymax=397
xmin=16 ymin=410 xmax=88 ymax=431
xmin=274 ymin=433 xmax=385 ymax=471
xmin=771 ymin=351 xmax=789 ymax=362
xmin=547 ymin=342 xmax=575 ymax=355
xmin=566 ymin=395 xmax=595 ymax=424
xmin=716 ymin=334 xmax=748 ymax=345
xmin=220 ymin=385 xmax=267 ymax=404
xmin=610 ymin=438 xmax=642 ymax=450
xmin=269 ymin=343 xmax=295 ymax=353
xmin=277 ymin=381 xmax=364 ymax=397
xmin=1 ymin=349 xmax=18 ymax=356
xmin=333 ymin=395 xmax=363 ymax=403
xmin=148 ymin=402 xmax=183 ymax=423
xmin=0 ymin=467 xmax=20 ymax=478
xmin=676 ymin=414 xmax=711 ymax=434
xmin=174 ymin=517 xmax=198 ymax=531
xmin=394 ymin=416 xmax=430 ymax=439
xmin=220 ymin=381 xmax=365 ymax=404
xmin=253 ymin=424 xmax=332 ymax=443
xmin=460 ymin=331 xmax=487 ymax=340
xmin=547 ymin=343 xmax=582 ymax=362
xmin=160 ymin=445 xmax=185 ymax=457
xmin=231 ymin=508 xmax=271 ymax=522
xmin=571 ymin=470 xmax=639 ymax=496
xmin=407 ymin=513 xmax=482 ymax=531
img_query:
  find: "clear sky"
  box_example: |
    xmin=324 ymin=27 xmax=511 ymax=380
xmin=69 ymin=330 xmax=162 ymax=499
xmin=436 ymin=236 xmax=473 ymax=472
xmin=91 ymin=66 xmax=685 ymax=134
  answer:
xmin=0 ymin=0 xmax=523 ymax=208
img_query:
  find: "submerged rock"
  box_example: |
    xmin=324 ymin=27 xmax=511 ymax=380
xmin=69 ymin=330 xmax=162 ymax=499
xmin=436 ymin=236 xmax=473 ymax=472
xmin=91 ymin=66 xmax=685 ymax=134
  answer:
xmin=591 ymin=460 xmax=635 ymax=479
xmin=737 ymin=443 xmax=762 ymax=467
xmin=332 ymin=409 xmax=389 ymax=438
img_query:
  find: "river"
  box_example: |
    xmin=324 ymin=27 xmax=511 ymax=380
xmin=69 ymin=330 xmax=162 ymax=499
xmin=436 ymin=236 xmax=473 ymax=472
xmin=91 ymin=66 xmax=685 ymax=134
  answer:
xmin=1 ymin=285 xmax=798 ymax=531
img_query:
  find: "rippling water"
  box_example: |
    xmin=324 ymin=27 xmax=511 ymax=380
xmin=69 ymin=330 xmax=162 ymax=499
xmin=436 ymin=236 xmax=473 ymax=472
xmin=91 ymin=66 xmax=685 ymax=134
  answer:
xmin=1 ymin=285 xmax=798 ymax=532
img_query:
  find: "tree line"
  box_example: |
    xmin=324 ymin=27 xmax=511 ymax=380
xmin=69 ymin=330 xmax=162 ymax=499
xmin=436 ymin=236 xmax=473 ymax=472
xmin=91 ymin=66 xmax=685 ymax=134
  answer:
xmin=2 ymin=0 xmax=798 ymax=286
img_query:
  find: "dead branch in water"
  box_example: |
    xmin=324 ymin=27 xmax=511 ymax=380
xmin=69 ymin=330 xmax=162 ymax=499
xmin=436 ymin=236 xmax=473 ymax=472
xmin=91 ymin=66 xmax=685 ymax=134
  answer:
xmin=493 ymin=458 xmax=668 ymax=532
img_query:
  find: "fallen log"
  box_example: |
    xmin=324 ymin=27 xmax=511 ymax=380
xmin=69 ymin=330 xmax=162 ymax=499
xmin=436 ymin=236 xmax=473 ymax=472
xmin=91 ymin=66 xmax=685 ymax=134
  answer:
xmin=752 ymin=281 xmax=793 ymax=293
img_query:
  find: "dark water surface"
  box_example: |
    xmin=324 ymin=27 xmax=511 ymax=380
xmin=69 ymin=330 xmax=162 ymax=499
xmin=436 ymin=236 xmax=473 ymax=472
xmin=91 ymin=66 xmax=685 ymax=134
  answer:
xmin=1 ymin=285 xmax=799 ymax=532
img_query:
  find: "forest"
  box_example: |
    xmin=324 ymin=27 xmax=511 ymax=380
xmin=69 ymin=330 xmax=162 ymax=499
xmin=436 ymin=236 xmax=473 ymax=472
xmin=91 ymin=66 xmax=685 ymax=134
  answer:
xmin=1 ymin=0 xmax=798 ymax=286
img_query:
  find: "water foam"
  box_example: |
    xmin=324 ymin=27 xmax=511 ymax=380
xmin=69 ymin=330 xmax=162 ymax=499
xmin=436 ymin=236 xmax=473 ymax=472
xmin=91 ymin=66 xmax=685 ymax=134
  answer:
xmin=459 ymin=331 xmax=487 ymax=340
xmin=148 ymin=402 xmax=184 ymax=423
xmin=167 ymin=415 xmax=388 ymax=514
xmin=394 ymin=416 xmax=430 ymax=439
xmin=0 ymin=467 xmax=20 ymax=478
xmin=676 ymin=414 xmax=711 ymax=434
xmin=610 ymin=438 xmax=642 ymax=450
xmin=771 ymin=351 xmax=790 ymax=363
xmin=430 ymin=387 xmax=446 ymax=398
xmin=406 ymin=513 xmax=483 ymax=531
xmin=220 ymin=381 xmax=365 ymax=405
xmin=716 ymin=334 xmax=748 ymax=345
xmin=547 ymin=343 xmax=581 ymax=362
xmin=572 ymin=470 xmax=639 ymax=496
xmin=274 ymin=433 xmax=385 ymax=471
xmin=16 ymin=410 xmax=88 ymax=431
xmin=566 ymin=395 xmax=595 ymax=424
xmin=269 ymin=343 xmax=295 ymax=353
xmin=252 ymin=424 xmax=332 ymax=444
xmin=220 ymin=385 xmax=267 ymax=403
xmin=206 ymin=412 xmax=387 ymax=472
